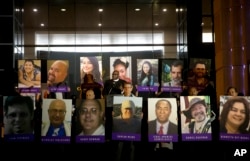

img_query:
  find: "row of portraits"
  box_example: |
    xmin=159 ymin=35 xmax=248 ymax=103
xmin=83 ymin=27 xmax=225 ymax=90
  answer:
xmin=1 ymin=95 xmax=249 ymax=143
xmin=17 ymin=57 xmax=212 ymax=94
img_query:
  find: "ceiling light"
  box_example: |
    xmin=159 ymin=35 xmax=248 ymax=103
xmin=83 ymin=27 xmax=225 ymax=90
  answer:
xmin=162 ymin=8 xmax=167 ymax=12
xmin=99 ymin=8 xmax=103 ymax=12
xmin=61 ymin=8 xmax=66 ymax=12
xmin=33 ymin=8 xmax=38 ymax=12
xmin=135 ymin=8 xmax=140 ymax=11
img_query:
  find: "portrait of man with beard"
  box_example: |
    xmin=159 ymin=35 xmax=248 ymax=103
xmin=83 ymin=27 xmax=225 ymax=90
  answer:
xmin=181 ymin=96 xmax=215 ymax=134
xmin=45 ymin=60 xmax=69 ymax=99
xmin=187 ymin=60 xmax=211 ymax=94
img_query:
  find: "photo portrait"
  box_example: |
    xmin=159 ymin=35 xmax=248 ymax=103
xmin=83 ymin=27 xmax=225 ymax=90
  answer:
xmin=219 ymin=96 xmax=250 ymax=141
xmin=161 ymin=59 xmax=183 ymax=92
xmin=47 ymin=60 xmax=69 ymax=93
xmin=80 ymin=56 xmax=103 ymax=85
xmin=41 ymin=98 xmax=72 ymax=143
xmin=3 ymin=95 xmax=35 ymax=142
xmin=148 ymin=98 xmax=178 ymax=142
xmin=18 ymin=59 xmax=41 ymax=93
xmin=112 ymin=96 xmax=143 ymax=141
xmin=136 ymin=59 xmax=159 ymax=92
xmin=187 ymin=58 xmax=212 ymax=94
xmin=110 ymin=56 xmax=132 ymax=83
xmin=75 ymin=99 xmax=105 ymax=143
xmin=180 ymin=95 xmax=214 ymax=141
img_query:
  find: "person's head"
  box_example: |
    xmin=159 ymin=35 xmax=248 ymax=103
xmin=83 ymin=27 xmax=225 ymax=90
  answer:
xmin=47 ymin=60 xmax=68 ymax=85
xmin=188 ymin=86 xmax=198 ymax=96
xmin=112 ymin=70 xmax=120 ymax=80
xmin=113 ymin=58 xmax=129 ymax=80
xmin=155 ymin=99 xmax=172 ymax=124
xmin=86 ymin=89 xmax=95 ymax=99
xmin=220 ymin=97 xmax=249 ymax=133
xmin=4 ymin=96 xmax=34 ymax=134
xmin=23 ymin=60 xmax=36 ymax=73
xmin=226 ymin=86 xmax=238 ymax=96
xmin=83 ymin=73 xmax=94 ymax=83
xmin=120 ymin=100 xmax=135 ymax=119
xmin=48 ymin=99 xmax=67 ymax=128
xmin=141 ymin=61 xmax=153 ymax=75
xmin=81 ymin=57 xmax=101 ymax=82
xmin=170 ymin=60 xmax=183 ymax=83
xmin=123 ymin=81 xmax=133 ymax=96
xmin=193 ymin=61 xmax=207 ymax=78
xmin=78 ymin=99 xmax=103 ymax=135
xmin=183 ymin=97 xmax=207 ymax=122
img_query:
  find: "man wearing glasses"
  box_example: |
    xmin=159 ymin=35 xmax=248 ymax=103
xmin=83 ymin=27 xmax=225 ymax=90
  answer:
xmin=41 ymin=99 xmax=71 ymax=136
xmin=4 ymin=95 xmax=34 ymax=135
xmin=77 ymin=99 xmax=105 ymax=136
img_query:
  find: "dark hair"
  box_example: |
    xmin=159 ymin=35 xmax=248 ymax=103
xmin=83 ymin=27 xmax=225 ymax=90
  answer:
xmin=171 ymin=60 xmax=183 ymax=71
xmin=140 ymin=61 xmax=153 ymax=83
xmin=193 ymin=60 xmax=206 ymax=69
xmin=83 ymin=73 xmax=94 ymax=83
xmin=78 ymin=99 xmax=102 ymax=114
xmin=81 ymin=57 xmax=102 ymax=84
xmin=226 ymin=86 xmax=238 ymax=94
xmin=4 ymin=96 xmax=34 ymax=116
xmin=220 ymin=97 xmax=250 ymax=133
xmin=22 ymin=59 xmax=41 ymax=71
xmin=155 ymin=99 xmax=172 ymax=109
xmin=113 ymin=58 xmax=129 ymax=69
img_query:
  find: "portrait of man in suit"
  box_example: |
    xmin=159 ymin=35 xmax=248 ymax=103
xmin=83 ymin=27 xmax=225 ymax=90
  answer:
xmin=148 ymin=98 xmax=178 ymax=135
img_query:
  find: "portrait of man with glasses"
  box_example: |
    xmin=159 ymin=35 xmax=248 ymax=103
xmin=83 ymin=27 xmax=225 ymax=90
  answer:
xmin=41 ymin=99 xmax=72 ymax=141
xmin=3 ymin=95 xmax=35 ymax=141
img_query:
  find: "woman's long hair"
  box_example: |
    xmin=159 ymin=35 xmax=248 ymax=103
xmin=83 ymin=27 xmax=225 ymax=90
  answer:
xmin=139 ymin=60 xmax=153 ymax=84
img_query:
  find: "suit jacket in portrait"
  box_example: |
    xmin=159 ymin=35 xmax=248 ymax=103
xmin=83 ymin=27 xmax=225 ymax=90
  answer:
xmin=41 ymin=121 xmax=71 ymax=136
xmin=148 ymin=119 xmax=178 ymax=135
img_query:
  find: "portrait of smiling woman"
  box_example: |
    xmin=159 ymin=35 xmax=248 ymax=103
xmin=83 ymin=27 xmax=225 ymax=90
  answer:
xmin=18 ymin=59 xmax=41 ymax=88
xmin=219 ymin=96 xmax=250 ymax=134
xmin=80 ymin=56 xmax=103 ymax=85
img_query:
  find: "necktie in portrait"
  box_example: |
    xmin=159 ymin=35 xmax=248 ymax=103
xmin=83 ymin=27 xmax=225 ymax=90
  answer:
xmin=158 ymin=125 xmax=163 ymax=135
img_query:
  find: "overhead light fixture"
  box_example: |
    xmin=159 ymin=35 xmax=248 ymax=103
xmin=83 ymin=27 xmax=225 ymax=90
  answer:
xmin=135 ymin=8 xmax=140 ymax=11
xmin=61 ymin=8 xmax=66 ymax=12
xmin=33 ymin=8 xmax=38 ymax=12
xmin=99 ymin=8 xmax=103 ymax=12
xmin=162 ymin=8 xmax=167 ymax=12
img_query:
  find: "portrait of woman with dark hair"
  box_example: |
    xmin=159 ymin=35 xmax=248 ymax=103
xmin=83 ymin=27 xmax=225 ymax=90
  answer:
xmin=80 ymin=56 xmax=103 ymax=85
xmin=220 ymin=96 xmax=250 ymax=134
xmin=18 ymin=59 xmax=41 ymax=88
xmin=139 ymin=60 xmax=155 ymax=86
xmin=111 ymin=57 xmax=132 ymax=83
